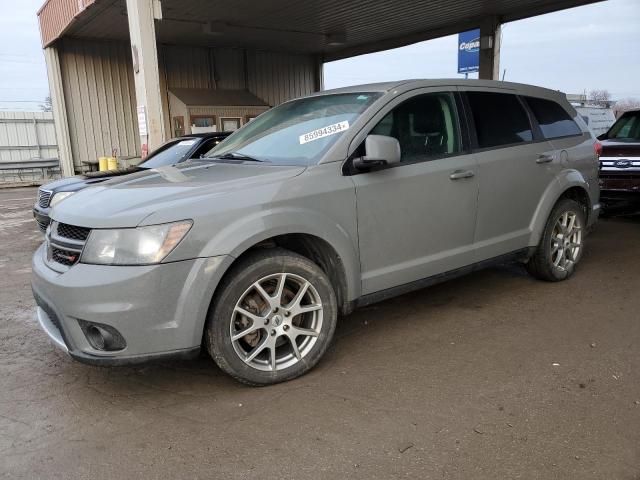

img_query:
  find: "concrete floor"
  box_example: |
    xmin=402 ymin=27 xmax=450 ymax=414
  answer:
xmin=1 ymin=187 xmax=639 ymax=479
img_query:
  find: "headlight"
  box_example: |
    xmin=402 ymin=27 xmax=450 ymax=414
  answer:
xmin=50 ymin=191 xmax=75 ymax=207
xmin=81 ymin=220 xmax=192 ymax=265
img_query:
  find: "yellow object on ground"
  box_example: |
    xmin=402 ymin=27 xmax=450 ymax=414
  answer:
xmin=107 ymin=157 xmax=118 ymax=170
xmin=98 ymin=157 xmax=108 ymax=171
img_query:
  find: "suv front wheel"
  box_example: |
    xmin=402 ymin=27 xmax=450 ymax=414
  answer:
xmin=526 ymin=198 xmax=586 ymax=282
xmin=205 ymin=248 xmax=337 ymax=386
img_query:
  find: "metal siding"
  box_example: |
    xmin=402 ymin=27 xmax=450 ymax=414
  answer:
xmin=0 ymin=112 xmax=58 ymax=163
xmin=247 ymin=51 xmax=317 ymax=106
xmin=162 ymin=45 xmax=317 ymax=108
xmin=162 ymin=45 xmax=212 ymax=89
xmin=212 ymin=48 xmax=245 ymax=90
xmin=162 ymin=46 xmax=247 ymax=90
xmin=59 ymin=38 xmax=140 ymax=171
xmin=38 ymin=0 xmax=96 ymax=47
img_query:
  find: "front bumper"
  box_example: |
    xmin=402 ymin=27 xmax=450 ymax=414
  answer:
xmin=31 ymin=243 xmax=233 ymax=365
xmin=599 ymin=175 xmax=640 ymax=211
xmin=33 ymin=205 xmax=51 ymax=233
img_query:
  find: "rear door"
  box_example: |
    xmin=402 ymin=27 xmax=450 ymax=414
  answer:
xmin=463 ymin=89 xmax=558 ymax=260
xmin=523 ymin=95 xmax=597 ymax=191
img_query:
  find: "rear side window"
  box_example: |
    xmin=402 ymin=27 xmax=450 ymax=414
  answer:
xmin=467 ymin=92 xmax=533 ymax=148
xmin=525 ymin=97 xmax=582 ymax=139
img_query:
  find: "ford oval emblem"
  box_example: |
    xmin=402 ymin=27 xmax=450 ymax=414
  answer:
xmin=614 ymin=159 xmax=632 ymax=168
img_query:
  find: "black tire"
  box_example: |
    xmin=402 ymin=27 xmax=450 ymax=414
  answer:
xmin=205 ymin=248 xmax=337 ymax=386
xmin=526 ymin=198 xmax=587 ymax=282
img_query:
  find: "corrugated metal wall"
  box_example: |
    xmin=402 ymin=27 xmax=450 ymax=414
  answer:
xmin=56 ymin=40 xmax=319 ymax=172
xmin=247 ymin=51 xmax=318 ymax=106
xmin=161 ymin=45 xmax=318 ymax=105
xmin=0 ymin=111 xmax=58 ymax=163
xmin=59 ymin=38 xmax=140 ymax=171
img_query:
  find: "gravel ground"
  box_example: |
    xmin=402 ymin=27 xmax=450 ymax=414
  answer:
xmin=1 ymin=187 xmax=639 ymax=479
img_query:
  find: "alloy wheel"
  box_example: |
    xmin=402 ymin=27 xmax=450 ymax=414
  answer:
xmin=551 ymin=210 xmax=582 ymax=272
xmin=230 ymin=273 xmax=323 ymax=371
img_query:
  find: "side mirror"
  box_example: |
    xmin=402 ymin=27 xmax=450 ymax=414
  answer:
xmin=353 ymin=135 xmax=401 ymax=170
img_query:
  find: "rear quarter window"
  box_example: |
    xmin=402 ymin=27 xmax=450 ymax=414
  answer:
xmin=524 ymin=96 xmax=582 ymax=139
xmin=466 ymin=92 xmax=533 ymax=149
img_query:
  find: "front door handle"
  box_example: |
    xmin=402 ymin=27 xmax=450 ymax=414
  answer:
xmin=449 ymin=170 xmax=475 ymax=180
xmin=536 ymin=154 xmax=554 ymax=164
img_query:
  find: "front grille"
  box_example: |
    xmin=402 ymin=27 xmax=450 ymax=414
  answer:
xmin=38 ymin=189 xmax=53 ymax=208
xmin=35 ymin=217 xmax=49 ymax=233
xmin=51 ymin=247 xmax=80 ymax=266
xmin=46 ymin=221 xmax=91 ymax=269
xmin=57 ymin=222 xmax=90 ymax=241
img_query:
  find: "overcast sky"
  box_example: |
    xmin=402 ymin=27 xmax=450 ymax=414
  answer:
xmin=0 ymin=0 xmax=638 ymax=111
xmin=325 ymin=0 xmax=640 ymax=98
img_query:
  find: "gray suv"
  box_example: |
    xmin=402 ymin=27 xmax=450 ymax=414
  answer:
xmin=31 ymin=80 xmax=600 ymax=385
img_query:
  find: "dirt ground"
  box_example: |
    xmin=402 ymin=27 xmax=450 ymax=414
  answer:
xmin=0 ymin=186 xmax=638 ymax=480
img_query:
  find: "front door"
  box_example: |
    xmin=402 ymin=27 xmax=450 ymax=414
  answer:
xmin=351 ymin=90 xmax=479 ymax=295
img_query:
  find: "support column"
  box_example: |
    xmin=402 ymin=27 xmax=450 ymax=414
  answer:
xmin=125 ymin=0 xmax=166 ymax=157
xmin=478 ymin=17 xmax=502 ymax=80
xmin=43 ymin=46 xmax=74 ymax=176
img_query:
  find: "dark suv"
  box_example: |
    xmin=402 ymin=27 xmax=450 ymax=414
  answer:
xmin=597 ymin=109 xmax=640 ymax=213
xmin=33 ymin=132 xmax=230 ymax=232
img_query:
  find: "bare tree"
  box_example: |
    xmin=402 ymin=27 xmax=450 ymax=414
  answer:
xmin=613 ymin=97 xmax=640 ymax=118
xmin=39 ymin=95 xmax=52 ymax=112
xmin=588 ymin=89 xmax=611 ymax=107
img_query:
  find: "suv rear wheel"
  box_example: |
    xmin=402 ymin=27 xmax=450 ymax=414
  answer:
xmin=205 ymin=248 xmax=337 ymax=386
xmin=526 ymin=198 xmax=586 ymax=282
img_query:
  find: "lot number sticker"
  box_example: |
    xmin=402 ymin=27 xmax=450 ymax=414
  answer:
xmin=299 ymin=121 xmax=350 ymax=145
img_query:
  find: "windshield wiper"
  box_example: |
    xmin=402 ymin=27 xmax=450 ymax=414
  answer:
xmin=207 ymin=152 xmax=265 ymax=162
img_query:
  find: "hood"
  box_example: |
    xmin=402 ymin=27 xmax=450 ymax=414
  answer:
xmin=600 ymin=139 xmax=640 ymax=157
xmin=40 ymin=169 xmax=144 ymax=193
xmin=51 ymin=161 xmax=306 ymax=228
xmin=40 ymin=175 xmax=92 ymax=192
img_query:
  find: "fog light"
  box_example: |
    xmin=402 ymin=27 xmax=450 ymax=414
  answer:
xmin=85 ymin=325 xmax=106 ymax=350
xmin=78 ymin=320 xmax=126 ymax=351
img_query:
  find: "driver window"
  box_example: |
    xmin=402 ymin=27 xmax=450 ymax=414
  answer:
xmin=371 ymin=92 xmax=461 ymax=163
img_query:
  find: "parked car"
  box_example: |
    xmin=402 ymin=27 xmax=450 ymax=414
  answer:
xmin=31 ymin=80 xmax=599 ymax=385
xmin=596 ymin=109 xmax=640 ymax=214
xmin=32 ymin=132 xmax=230 ymax=232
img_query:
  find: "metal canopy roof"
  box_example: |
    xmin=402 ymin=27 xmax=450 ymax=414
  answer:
xmin=40 ymin=0 xmax=602 ymax=60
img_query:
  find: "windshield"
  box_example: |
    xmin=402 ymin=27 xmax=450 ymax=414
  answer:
xmin=139 ymin=138 xmax=199 ymax=168
xmin=606 ymin=111 xmax=640 ymax=140
xmin=205 ymin=92 xmax=382 ymax=166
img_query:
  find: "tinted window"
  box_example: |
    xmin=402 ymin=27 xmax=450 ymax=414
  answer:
xmin=370 ymin=92 xmax=460 ymax=162
xmin=195 ymin=137 xmax=226 ymax=157
xmin=525 ymin=96 xmax=581 ymax=139
xmin=139 ymin=139 xmax=198 ymax=168
xmin=606 ymin=111 xmax=640 ymax=140
xmin=467 ymin=92 xmax=533 ymax=148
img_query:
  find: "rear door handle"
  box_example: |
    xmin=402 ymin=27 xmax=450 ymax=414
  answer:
xmin=449 ymin=170 xmax=475 ymax=180
xmin=536 ymin=154 xmax=554 ymax=164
